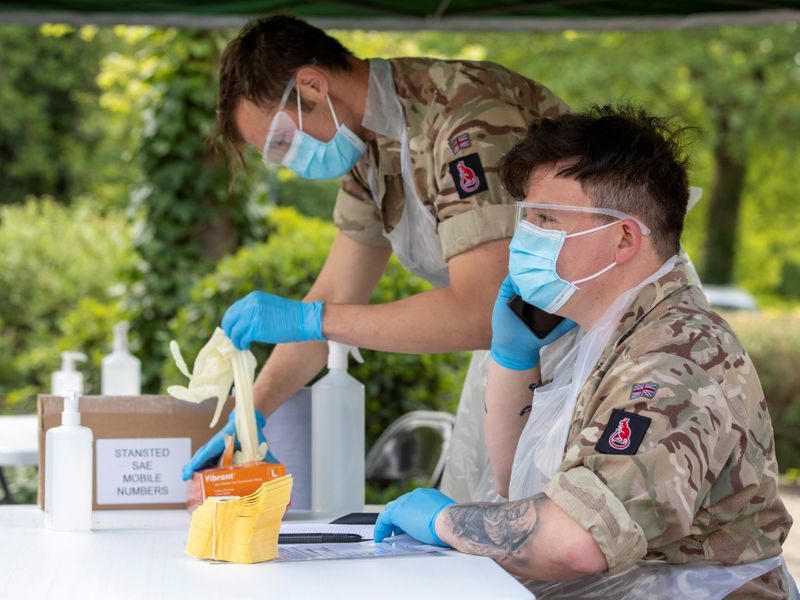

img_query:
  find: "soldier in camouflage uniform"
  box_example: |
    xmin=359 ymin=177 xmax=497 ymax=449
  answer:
xmin=373 ymin=105 xmax=794 ymax=598
xmin=334 ymin=56 xmax=568 ymax=266
xmin=184 ymin=14 xmax=570 ymax=493
xmin=534 ymin=258 xmax=793 ymax=597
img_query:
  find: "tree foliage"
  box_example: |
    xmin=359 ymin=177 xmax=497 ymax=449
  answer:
xmin=0 ymin=24 xmax=135 ymax=208
xmin=0 ymin=198 xmax=135 ymax=410
xmin=100 ymin=28 xmax=270 ymax=392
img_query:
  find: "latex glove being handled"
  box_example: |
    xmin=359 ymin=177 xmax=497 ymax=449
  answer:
xmin=490 ymin=275 xmax=577 ymax=370
xmin=181 ymin=409 xmax=278 ymax=481
xmin=222 ymin=291 xmax=325 ymax=351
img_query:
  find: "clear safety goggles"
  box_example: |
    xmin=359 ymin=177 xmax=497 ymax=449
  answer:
xmin=262 ymin=77 xmax=301 ymax=165
xmin=515 ymin=201 xmax=652 ymax=236
xmin=262 ymin=75 xmax=344 ymax=166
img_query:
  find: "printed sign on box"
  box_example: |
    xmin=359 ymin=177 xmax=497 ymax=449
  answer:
xmin=96 ymin=437 xmax=191 ymax=505
xmin=38 ymin=395 xmax=234 ymax=510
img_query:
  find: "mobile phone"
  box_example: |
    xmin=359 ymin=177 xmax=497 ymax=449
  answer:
xmin=329 ymin=512 xmax=379 ymax=525
xmin=507 ymin=294 xmax=565 ymax=339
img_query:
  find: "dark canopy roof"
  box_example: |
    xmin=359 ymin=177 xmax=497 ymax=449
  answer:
xmin=0 ymin=0 xmax=798 ymax=30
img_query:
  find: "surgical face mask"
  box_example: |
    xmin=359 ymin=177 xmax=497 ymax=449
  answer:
xmin=508 ymin=202 xmax=651 ymax=314
xmin=262 ymin=77 xmax=366 ymax=180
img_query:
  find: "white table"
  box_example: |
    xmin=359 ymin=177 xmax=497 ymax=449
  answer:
xmin=0 ymin=415 xmax=38 ymax=502
xmin=0 ymin=415 xmax=38 ymax=466
xmin=0 ymin=506 xmax=533 ymax=600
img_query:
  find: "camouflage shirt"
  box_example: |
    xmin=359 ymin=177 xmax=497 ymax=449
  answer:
xmin=333 ymin=57 xmax=569 ymax=260
xmin=543 ymin=262 xmax=792 ymax=598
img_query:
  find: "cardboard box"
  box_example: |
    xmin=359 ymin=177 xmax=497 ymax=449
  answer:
xmin=38 ymin=394 xmax=233 ymax=510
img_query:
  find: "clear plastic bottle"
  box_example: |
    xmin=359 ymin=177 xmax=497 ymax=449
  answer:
xmin=45 ymin=391 xmax=93 ymax=531
xmin=101 ymin=321 xmax=141 ymax=395
xmin=51 ymin=351 xmax=87 ymax=397
xmin=311 ymin=341 xmax=365 ymax=517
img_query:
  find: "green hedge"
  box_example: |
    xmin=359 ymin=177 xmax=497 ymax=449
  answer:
xmin=0 ymin=198 xmax=135 ymax=412
xmin=165 ymin=207 xmax=470 ymax=450
xmin=726 ymin=310 xmax=800 ymax=474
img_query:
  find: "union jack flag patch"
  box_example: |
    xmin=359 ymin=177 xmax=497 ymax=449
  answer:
xmin=630 ymin=382 xmax=658 ymax=399
xmin=448 ymin=133 xmax=472 ymax=154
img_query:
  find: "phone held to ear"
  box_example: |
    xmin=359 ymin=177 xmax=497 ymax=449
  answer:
xmin=507 ymin=294 xmax=565 ymax=339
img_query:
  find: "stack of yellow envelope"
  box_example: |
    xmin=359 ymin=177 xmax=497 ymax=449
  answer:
xmin=186 ymin=474 xmax=293 ymax=564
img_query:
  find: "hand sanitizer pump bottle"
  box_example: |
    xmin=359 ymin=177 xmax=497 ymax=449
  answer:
xmin=51 ymin=351 xmax=87 ymax=397
xmin=101 ymin=321 xmax=142 ymax=395
xmin=45 ymin=391 xmax=93 ymax=531
xmin=311 ymin=341 xmax=365 ymax=517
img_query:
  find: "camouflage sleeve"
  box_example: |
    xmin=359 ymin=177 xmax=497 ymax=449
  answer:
xmin=543 ymin=352 xmax=739 ymax=575
xmin=433 ymin=84 xmax=569 ymax=261
xmin=333 ymin=168 xmax=391 ymax=248
xmin=432 ymin=102 xmax=521 ymax=261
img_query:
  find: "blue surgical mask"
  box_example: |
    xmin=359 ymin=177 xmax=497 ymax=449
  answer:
xmin=263 ymin=80 xmax=366 ymax=181
xmin=508 ymin=219 xmax=620 ymax=314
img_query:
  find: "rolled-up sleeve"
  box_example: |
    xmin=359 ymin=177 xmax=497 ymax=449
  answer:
xmin=333 ymin=174 xmax=391 ymax=248
xmin=544 ymin=467 xmax=647 ymax=574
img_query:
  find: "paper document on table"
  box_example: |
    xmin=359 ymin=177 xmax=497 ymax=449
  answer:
xmin=279 ymin=523 xmax=375 ymax=540
xmin=275 ymin=534 xmax=444 ymax=562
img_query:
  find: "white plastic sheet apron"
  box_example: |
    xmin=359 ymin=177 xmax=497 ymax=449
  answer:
xmin=508 ymin=256 xmax=680 ymax=502
xmin=362 ymin=59 xmax=497 ymax=502
xmin=525 ymin=555 xmax=797 ymax=599
xmin=362 ymin=59 xmax=450 ymax=289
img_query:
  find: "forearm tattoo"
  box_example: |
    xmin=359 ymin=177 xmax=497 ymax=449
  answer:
xmin=443 ymin=493 xmax=549 ymax=569
xmin=520 ymin=381 xmax=538 ymax=416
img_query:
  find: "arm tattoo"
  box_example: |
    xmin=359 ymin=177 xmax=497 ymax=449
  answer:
xmin=443 ymin=493 xmax=549 ymax=568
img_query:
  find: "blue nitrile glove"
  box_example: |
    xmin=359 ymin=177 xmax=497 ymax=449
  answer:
xmin=181 ymin=409 xmax=278 ymax=481
xmin=374 ymin=488 xmax=457 ymax=547
xmin=221 ymin=291 xmax=324 ymax=351
xmin=490 ymin=275 xmax=577 ymax=370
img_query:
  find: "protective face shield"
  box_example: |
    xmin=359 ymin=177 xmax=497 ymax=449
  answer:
xmin=262 ymin=76 xmax=366 ymax=180
xmin=508 ymin=202 xmax=651 ymax=314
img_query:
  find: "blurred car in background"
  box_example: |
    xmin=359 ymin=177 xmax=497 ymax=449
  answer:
xmin=702 ymin=284 xmax=759 ymax=312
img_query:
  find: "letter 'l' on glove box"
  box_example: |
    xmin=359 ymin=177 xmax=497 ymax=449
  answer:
xmin=37 ymin=395 xmax=233 ymax=511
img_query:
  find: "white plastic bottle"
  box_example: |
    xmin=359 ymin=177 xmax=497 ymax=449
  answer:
xmin=45 ymin=391 xmax=93 ymax=531
xmin=51 ymin=351 xmax=87 ymax=397
xmin=101 ymin=321 xmax=141 ymax=395
xmin=311 ymin=341 xmax=365 ymax=517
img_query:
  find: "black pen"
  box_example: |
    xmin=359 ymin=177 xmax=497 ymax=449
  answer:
xmin=278 ymin=533 xmax=363 ymax=544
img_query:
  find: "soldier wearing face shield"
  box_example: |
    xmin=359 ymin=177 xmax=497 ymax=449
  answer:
xmin=182 ymin=14 xmax=573 ymax=501
xmin=373 ymin=105 xmax=796 ymax=599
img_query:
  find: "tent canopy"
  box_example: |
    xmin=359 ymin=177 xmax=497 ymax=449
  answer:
xmin=1 ymin=1 xmax=799 ymax=30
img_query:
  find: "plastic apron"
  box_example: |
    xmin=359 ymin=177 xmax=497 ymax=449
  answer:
xmin=506 ymin=255 xmax=795 ymax=597
xmin=361 ymin=60 xmax=497 ymax=502
xmin=525 ymin=556 xmax=798 ymax=599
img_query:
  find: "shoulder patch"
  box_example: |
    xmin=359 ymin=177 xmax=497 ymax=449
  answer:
xmin=630 ymin=382 xmax=658 ymax=399
xmin=595 ymin=409 xmax=651 ymax=455
xmin=448 ymin=133 xmax=472 ymax=154
xmin=448 ymin=153 xmax=488 ymax=199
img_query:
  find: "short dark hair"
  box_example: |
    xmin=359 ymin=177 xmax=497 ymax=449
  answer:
xmin=499 ymin=104 xmax=692 ymax=259
xmin=215 ymin=14 xmax=354 ymax=168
